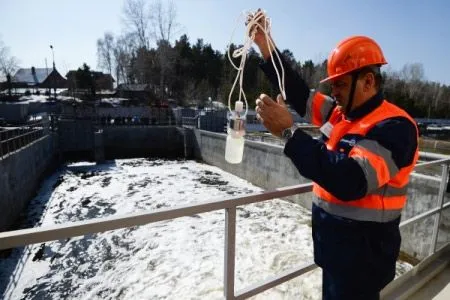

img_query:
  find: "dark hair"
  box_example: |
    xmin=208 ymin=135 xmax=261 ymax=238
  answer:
xmin=358 ymin=65 xmax=383 ymax=90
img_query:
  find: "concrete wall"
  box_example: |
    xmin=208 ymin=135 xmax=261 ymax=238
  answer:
xmin=187 ymin=129 xmax=312 ymax=207
xmin=58 ymin=119 xmax=94 ymax=153
xmin=187 ymin=129 xmax=450 ymax=260
xmin=28 ymin=102 xmax=61 ymax=116
xmin=0 ymin=126 xmax=184 ymax=232
xmin=102 ymin=126 xmax=185 ymax=159
xmin=0 ymin=103 xmax=29 ymax=123
xmin=0 ymin=134 xmax=58 ymax=231
xmin=198 ymin=111 xmax=228 ymax=133
xmin=97 ymin=107 xmax=155 ymax=118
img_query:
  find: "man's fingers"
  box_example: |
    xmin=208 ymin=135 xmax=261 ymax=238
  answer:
xmin=255 ymin=98 xmax=263 ymax=108
xmin=256 ymin=113 xmax=264 ymax=123
xmin=259 ymin=94 xmax=275 ymax=107
xmin=277 ymin=94 xmax=286 ymax=107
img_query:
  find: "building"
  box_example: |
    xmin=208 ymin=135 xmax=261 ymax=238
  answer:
xmin=92 ymin=72 xmax=115 ymax=90
xmin=115 ymin=83 xmax=159 ymax=104
xmin=66 ymin=70 xmax=115 ymax=91
xmin=12 ymin=67 xmax=67 ymax=89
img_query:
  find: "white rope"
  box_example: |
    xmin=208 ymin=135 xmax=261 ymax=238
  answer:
xmin=227 ymin=9 xmax=286 ymax=117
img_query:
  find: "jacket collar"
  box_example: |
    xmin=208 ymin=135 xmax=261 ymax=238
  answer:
xmin=345 ymin=91 xmax=384 ymax=121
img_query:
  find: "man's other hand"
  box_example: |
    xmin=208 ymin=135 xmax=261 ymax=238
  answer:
xmin=255 ymin=94 xmax=293 ymax=137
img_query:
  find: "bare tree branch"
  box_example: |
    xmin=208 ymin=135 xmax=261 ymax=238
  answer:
xmin=0 ymin=39 xmax=19 ymax=78
xmin=149 ymin=0 xmax=179 ymax=43
xmin=122 ymin=0 xmax=150 ymax=49
xmin=112 ymin=33 xmax=136 ymax=85
xmin=97 ymin=32 xmax=115 ymax=75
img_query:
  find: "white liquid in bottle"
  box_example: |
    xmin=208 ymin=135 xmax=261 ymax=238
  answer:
xmin=225 ymin=101 xmax=245 ymax=164
xmin=225 ymin=129 xmax=245 ymax=163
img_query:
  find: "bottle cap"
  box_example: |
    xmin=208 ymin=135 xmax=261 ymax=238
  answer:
xmin=235 ymin=101 xmax=244 ymax=112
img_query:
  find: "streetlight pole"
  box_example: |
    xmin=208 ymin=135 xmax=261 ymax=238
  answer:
xmin=49 ymin=45 xmax=55 ymax=70
xmin=49 ymin=45 xmax=56 ymax=98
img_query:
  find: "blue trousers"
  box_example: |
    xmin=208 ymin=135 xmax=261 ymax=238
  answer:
xmin=312 ymin=205 xmax=401 ymax=300
xmin=322 ymin=269 xmax=380 ymax=300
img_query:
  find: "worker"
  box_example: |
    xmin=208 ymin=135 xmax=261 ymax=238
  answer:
xmin=252 ymin=17 xmax=419 ymax=300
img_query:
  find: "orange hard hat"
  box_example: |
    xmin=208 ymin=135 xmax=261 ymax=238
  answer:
xmin=320 ymin=36 xmax=387 ymax=83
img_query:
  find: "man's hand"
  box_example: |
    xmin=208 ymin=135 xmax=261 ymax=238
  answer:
xmin=256 ymin=94 xmax=293 ymax=138
xmin=246 ymin=9 xmax=273 ymax=60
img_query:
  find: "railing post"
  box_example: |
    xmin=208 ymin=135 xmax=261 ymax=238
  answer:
xmin=431 ymin=163 xmax=449 ymax=254
xmin=224 ymin=207 xmax=236 ymax=300
xmin=6 ymin=131 xmax=9 ymax=155
xmin=13 ymin=131 xmax=16 ymax=151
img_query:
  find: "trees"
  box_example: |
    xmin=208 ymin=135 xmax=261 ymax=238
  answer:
xmin=75 ymin=63 xmax=96 ymax=97
xmin=0 ymin=39 xmax=18 ymax=97
xmin=112 ymin=33 xmax=135 ymax=85
xmin=95 ymin=2 xmax=450 ymax=115
xmin=0 ymin=39 xmax=19 ymax=81
xmin=96 ymin=33 xmax=115 ymax=76
xmin=109 ymin=0 xmax=180 ymax=100
xmin=122 ymin=0 xmax=150 ymax=49
xmin=149 ymin=0 xmax=179 ymax=43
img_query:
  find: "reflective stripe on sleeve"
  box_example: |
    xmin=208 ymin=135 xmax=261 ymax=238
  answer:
xmin=306 ymin=92 xmax=334 ymax=126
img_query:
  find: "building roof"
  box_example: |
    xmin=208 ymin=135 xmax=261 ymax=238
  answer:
xmin=66 ymin=70 xmax=115 ymax=82
xmin=13 ymin=68 xmax=54 ymax=85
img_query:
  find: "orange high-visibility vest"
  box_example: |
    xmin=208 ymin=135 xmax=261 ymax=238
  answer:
xmin=310 ymin=95 xmax=419 ymax=222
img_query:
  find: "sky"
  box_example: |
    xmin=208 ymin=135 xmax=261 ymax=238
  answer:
xmin=0 ymin=0 xmax=449 ymax=85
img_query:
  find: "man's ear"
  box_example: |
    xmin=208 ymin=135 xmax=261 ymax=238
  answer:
xmin=364 ymin=72 xmax=375 ymax=92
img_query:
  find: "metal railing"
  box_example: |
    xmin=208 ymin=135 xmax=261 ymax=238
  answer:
xmin=56 ymin=113 xmax=175 ymax=127
xmin=96 ymin=115 xmax=175 ymax=126
xmin=0 ymin=121 xmax=50 ymax=159
xmin=245 ymin=125 xmax=321 ymax=146
xmin=0 ymin=154 xmax=449 ymax=299
xmin=182 ymin=115 xmax=200 ymax=127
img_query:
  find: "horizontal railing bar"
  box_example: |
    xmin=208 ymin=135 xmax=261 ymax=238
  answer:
xmin=0 ymin=129 xmax=44 ymax=144
xmin=235 ymin=262 xmax=317 ymax=300
xmin=0 ymin=173 xmax=447 ymax=251
xmin=0 ymin=122 xmax=49 ymax=132
xmin=414 ymin=158 xmax=450 ymax=170
xmin=0 ymin=183 xmax=313 ymax=250
xmin=418 ymin=151 xmax=450 ymax=160
xmin=0 ymin=135 xmax=49 ymax=156
xmin=400 ymin=202 xmax=450 ymax=228
xmin=410 ymin=172 xmax=440 ymax=182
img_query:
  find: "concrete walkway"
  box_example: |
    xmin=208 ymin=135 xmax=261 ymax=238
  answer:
xmin=409 ymin=265 xmax=450 ymax=300
xmin=381 ymin=243 xmax=450 ymax=300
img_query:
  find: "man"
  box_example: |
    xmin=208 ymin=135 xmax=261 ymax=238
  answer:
xmin=252 ymin=24 xmax=419 ymax=300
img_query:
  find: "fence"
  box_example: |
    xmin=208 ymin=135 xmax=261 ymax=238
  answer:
xmin=182 ymin=115 xmax=200 ymax=127
xmin=0 ymin=121 xmax=50 ymax=159
xmin=55 ymin=108 xmax=176 ymax=127
xmin=0 ymin=154 xmax=449 ymax=299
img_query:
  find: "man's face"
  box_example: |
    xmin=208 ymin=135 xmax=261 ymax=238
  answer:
xmin=330 ymin=72 xmax=374 ymax=113
xmin=330 ymin=74 xmax=353 ymax=112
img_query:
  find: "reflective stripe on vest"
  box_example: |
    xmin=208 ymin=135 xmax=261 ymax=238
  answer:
xmin=313 ymin=195 xmax=403 ymax=222
xmin=312 ymin=100 xmax=419 ymax=222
